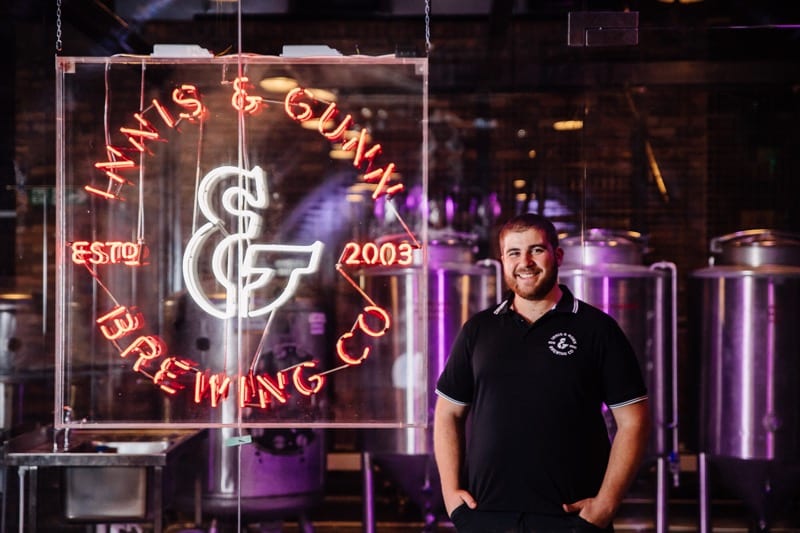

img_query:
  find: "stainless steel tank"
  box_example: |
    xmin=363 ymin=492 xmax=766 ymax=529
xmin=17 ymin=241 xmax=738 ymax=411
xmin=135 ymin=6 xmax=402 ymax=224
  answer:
xmin=559 ymin=229 xmax=677 ymax=457
xmin=335 ymin=233 xmax=499 ymax=529
xmin=0 ymin=291 xmax=51 ymax=438
xmin=693 ymin=229 xmax=800 ymax=531
xmin=162 ymin=293 xmax=327 ymax=522
xmin=558 ymin=228 xmax=678 ymax=533
xmin=348 ymin=234 xmax=500 ymax=455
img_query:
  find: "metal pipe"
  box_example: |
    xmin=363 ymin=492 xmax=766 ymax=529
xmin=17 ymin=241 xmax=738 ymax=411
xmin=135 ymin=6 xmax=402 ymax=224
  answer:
xmin=651 ymin=261 xmax=680 ymax=486
xmin=699 ymin=452 xmax=711 ymax=533
xmin=476 ymin=258 xmax=503 ymax=304
xmin=656 ymin=457 xmax=667 ymax=533
xmin=650 ymin=261 xmax=678 ymax=533
xmin=362 ymin=451 xmax=375 ymax=533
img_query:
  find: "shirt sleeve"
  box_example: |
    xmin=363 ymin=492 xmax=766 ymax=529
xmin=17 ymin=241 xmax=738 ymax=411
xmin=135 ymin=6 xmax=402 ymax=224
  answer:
xmin=599 ymin=314 xmax=648 ymax=408
xmin=434 ymin=321 xmax=475 ymax=405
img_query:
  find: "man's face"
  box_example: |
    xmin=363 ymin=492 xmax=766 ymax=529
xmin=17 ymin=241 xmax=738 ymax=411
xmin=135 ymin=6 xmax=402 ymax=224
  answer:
xmin=500 ymin=227 xmax=563 ymax=301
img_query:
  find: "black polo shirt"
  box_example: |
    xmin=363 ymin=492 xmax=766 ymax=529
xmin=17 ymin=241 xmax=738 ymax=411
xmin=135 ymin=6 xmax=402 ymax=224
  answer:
xmin=435 ymin=284 xmax=647 ymax=515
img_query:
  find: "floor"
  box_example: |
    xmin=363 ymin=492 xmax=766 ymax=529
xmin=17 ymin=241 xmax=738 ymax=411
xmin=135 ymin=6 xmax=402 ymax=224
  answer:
xmin=4 ymin=455 xmax=800 ymax=532
xmin=179 ymin=462 xmax=800 ymax=533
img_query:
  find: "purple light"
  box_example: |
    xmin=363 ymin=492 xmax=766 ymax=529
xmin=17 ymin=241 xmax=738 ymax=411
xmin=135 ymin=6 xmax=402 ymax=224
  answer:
xmin=444 ymin=196 xmax=455 ymax=225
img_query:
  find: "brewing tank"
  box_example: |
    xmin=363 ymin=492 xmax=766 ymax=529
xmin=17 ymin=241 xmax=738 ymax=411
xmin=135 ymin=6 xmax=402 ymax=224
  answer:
xmin=0 ymin=292 xmax=52 ymax=439
xmin=558 ymin=229 xmax=677 ymax=459
xmin=335 ymin=233 xmax=499 ymax=455
xmin=334 ymin=233 xmax=499 ymax=527
xmin=692 ymin=229 xmax=800 ymax=528
xmin=693 ymin=230 xmax=800 ymax=460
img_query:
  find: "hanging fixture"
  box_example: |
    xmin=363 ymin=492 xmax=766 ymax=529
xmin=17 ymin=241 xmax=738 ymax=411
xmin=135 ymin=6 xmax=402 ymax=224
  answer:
xmin=259 ymin=76 xmax=298 ymax=93
xmin=552 ymin=120 xmax=584 ymax=131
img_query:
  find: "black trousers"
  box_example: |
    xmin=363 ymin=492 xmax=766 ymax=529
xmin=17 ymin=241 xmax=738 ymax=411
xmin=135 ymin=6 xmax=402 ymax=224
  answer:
xmin=449 ymin=504 xmax=615 ymax=533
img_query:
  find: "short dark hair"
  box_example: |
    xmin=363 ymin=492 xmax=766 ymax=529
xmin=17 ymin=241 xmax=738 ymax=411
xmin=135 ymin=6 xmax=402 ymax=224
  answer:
xmin=498 ymin=212 xmax=559 ymax=249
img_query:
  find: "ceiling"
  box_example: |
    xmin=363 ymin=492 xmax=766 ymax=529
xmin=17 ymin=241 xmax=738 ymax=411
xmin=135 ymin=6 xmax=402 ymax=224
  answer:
xmin=8 ymin=0 xmax=800 ymax=57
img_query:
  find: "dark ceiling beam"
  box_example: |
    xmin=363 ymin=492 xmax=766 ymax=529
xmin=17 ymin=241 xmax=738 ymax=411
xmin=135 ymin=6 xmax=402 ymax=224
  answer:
xmin=433 ymin=59 xmax=800 ymax=92
xmin=478 ymin=0 xmax=515 ymax=93
xmin=61 ymin=0 xmax=152 ymax=54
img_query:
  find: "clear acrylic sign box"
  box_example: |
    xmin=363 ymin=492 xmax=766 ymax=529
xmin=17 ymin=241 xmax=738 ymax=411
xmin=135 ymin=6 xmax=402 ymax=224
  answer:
xmin=55 ymin=54 xmax=429 ymax=429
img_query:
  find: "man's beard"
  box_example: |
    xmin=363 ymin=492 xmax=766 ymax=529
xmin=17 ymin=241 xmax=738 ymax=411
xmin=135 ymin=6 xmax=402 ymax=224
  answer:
xmin=507 ymin=266 xmax=558 ymax=301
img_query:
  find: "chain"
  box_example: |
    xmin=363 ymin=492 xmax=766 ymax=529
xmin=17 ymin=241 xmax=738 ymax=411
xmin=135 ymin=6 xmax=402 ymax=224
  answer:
xmin=55 ymin=0 xmax=63 ymax=53
xmin=424 ymin=0 xmax=431 ymax=55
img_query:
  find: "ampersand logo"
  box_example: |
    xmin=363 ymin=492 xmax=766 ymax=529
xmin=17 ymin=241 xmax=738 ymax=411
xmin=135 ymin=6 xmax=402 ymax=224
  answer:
xmin=548 ymin=332 xmax=577 ymax=357
xmin=182 ymin=164 xmax=323 ymax=319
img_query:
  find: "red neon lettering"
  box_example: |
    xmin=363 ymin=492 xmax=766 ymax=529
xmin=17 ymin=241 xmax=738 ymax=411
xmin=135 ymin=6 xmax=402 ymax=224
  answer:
xmin=231 ymin=77 xmax=264 ymax=115
xmin=238 ymin=374 xmax=263 ymax=408
xmin=238 ymin=372 xmax=289 ymax=408
xmin=133 ymin=112 xmax=155 ymax=130
xmin=96 ymin=305 xmax=144 ymax=340
xmin=172 ymin=85 xmax=206 ymax=122
xmin=341 ymin=129 xmax=382 ymax=169
xmin=292 ymin=361 xmax=325 ymax=396
xmin=340 ymin=241 xmax=413 ymax=267
xmin=70 ymin=241 xmax=148 ymax=266
xmin=194 ymin=372 xmax=231 ymax=407
xmin=256 ymin=373 xmax=289 ymax=404
xmin=357 ymin=306 xmax=391 ymax=336
xmin=153 ymin=357 xmax=196 ymax=394
xmin=108 ymin=241 xmax=146 ymax=265
xmin=84 ymin=185 xmax=121 ymax=200
xmin=336 ymin=331 xmax=371 ymax=365
xmin=120 ymin=335 xmax=165 ymax=372
xmin=102 ymin=172 xmax=127 ymax=185
xmin=120 ymin=126 xmax=160 ymax=153
xmin=378 ymin=242 xmax=397 ymax=265
xmin=71 ymin=241 xmax=91 ymax=265
xmin=151 ymin=98 xmax=176 ymax=129
xmin=88 ymin=145 xmax=136 ymax=200
xmin=361 ymin=242 xmax=379 ymax=264
xmin=74 ymin=83 xmax=424 ymax=412
xmin=120 ymin=127 xmax=159 ymax=140
xmin=364 ymin=163 xmax=404 ymax=199
xmin=397 ymin=242 xmax=414 ymax=266
xmin=318 ymin=103 xmax=353 ymax=141
xmin=340 ymin=242 xmax=361 ymax=265
xmin=95 ymin=145 xmax=135 ymax=171
xmin=284 ymin=87 xmax=314 ymax=122
xmin=89 ymin=241 xmax=109 ymax=264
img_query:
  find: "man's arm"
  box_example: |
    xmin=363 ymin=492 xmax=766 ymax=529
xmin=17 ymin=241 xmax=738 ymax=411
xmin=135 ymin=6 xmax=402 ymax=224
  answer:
xmin=563 ymin=399 xmax=651 ymax=527
xmin=433 ymin=395 xmax=477 ymax=515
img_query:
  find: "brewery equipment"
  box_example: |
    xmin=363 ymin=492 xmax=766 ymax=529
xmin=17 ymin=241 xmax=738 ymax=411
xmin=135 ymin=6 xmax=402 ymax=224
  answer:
xmin=336 ymin=233 xmax=499 ymax=531
xmin=163 ymin=294 xmax=327 ymax=529
xmin=693 ymin=229 xmax=800 ymax=532
xmin=0 ymin=292 xmax=51 ymax=439
xmin=558 ymin=228 xmax=678 ymax=533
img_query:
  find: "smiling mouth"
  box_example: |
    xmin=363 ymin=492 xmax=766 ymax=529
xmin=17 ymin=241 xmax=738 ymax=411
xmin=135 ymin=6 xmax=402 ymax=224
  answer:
xmin=516 ymin=270 xmax=539 ymax=279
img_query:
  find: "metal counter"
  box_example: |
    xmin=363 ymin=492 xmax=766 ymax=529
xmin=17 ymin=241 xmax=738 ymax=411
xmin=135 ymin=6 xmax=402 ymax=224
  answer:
xmin=1 ymin=426 xmax=202 ymax=532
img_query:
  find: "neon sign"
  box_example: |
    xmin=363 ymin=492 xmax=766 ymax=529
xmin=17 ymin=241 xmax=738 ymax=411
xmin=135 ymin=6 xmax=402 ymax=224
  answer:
xmin=71 ymin=241 xmax=148 ymax=266
xmin=340 ymin=241 xmax=414 ymax=267
xmin=181 ymin=164 xmax=324 ymax=319
xmin=71 ymin=73 xmax=421 ymax=413
xmin=96 ymin=305 xmax=144 ymax=340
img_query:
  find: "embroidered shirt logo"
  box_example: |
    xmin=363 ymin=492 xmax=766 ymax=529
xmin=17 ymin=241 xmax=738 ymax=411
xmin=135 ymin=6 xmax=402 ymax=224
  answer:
xmin=548 ymin=332 xmax=577 ymax=356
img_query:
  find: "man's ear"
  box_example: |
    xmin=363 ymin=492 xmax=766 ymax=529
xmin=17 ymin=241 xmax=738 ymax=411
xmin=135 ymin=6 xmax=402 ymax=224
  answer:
xmin=555 ymin=246 xmax=564 ymax=266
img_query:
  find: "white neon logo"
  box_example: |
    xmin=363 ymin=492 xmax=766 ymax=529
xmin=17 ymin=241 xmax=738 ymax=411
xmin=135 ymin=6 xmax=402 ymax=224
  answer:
xmin=182 ymin=165 xmax=323 ymax=319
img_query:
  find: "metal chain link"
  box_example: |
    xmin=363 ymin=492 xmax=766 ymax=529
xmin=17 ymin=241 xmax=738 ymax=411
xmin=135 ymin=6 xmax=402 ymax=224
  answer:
xmin=55 ymin=0 xmax=63 ymax=53
xmin=424 ymin=0 xmax=431 ymax=55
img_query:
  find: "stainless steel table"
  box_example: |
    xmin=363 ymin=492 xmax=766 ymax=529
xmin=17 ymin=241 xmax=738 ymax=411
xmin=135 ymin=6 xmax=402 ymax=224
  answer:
xmin=1 ymin=426 xmax=202 ymax=533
